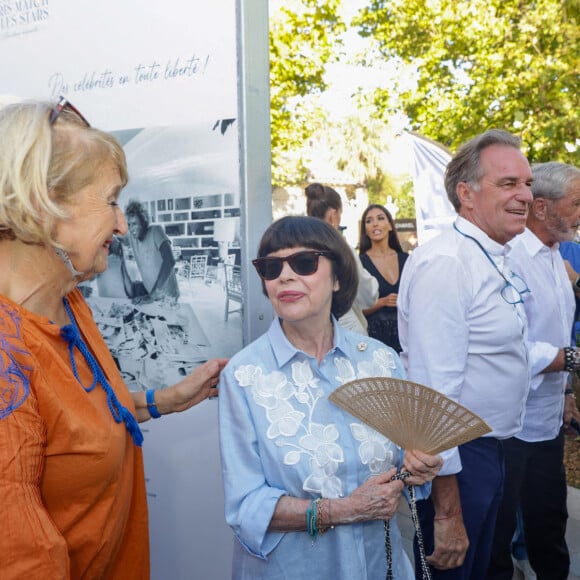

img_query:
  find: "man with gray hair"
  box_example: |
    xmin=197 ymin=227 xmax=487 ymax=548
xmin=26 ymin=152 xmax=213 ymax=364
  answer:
xmin=487 ymin=162 xmax=580 ymax=579
xmin=398 ymin=129 xmax=533 ymax=578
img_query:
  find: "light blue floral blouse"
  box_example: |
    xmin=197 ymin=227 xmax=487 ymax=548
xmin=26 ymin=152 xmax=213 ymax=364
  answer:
xmin=218 ymin=317 xmax=430 ymax=579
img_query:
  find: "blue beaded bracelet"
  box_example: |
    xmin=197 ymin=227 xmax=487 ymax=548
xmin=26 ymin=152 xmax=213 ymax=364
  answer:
xmin=146 ymin=388 xmax=162 ymax=419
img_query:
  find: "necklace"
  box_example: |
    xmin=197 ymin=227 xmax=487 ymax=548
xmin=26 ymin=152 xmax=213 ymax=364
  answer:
xmin=453 ymin=224 xmax=530 ymax=305
xmin=453 ymin=223 xmax=506 ymax=276
xmin=60 ymin=298 xmax=144 ymax=446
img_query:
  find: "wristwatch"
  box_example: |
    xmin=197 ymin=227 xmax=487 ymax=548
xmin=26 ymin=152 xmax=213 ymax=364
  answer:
xmin=574 ymin=276 xmax=580 ymax=291
xmin=563 ymin=347 xmax=580 ymax=372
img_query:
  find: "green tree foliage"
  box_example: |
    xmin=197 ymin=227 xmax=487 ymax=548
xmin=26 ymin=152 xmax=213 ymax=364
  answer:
xmin=270 ymin=0 xmax=345 ymax=185
xmin=310 ymin=111 xmax=393 ymax=184
xmin=354 ymin=0 xmax=580 ymax=163
xmin=323 ymin=113 xmax=417 ymax=219
xmin=365 ymin=172 xmax=415 ymax=219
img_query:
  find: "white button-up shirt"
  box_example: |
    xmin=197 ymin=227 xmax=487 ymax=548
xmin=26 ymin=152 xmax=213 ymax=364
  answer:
xmin=398 ymin=216 xmax=530 ymax=474
xmin=509 ymin=228 xmax=575 ymax=442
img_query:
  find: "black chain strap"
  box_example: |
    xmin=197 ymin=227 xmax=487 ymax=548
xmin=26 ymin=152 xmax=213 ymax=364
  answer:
xmin=385 ymin=470 xmax=432 ymax=580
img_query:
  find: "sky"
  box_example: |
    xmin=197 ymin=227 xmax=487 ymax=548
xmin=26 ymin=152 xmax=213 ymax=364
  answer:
xmin=317 ymin=1 xmax=418 ymax=170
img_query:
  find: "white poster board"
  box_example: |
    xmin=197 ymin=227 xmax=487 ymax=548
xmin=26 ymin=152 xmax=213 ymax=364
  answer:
xmin=0 ymin=1 xmax=272 ymax=577
xmin=0 ymin=1 xmax=236 ymax=128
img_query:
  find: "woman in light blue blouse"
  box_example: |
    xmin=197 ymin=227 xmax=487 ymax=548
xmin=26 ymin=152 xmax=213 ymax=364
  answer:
xmin=219 ymin=216 xmax=441 ymax=579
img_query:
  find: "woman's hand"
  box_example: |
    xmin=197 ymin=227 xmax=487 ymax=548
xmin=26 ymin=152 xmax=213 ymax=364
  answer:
xmin=167 ymin=358 xmax=228 ymax=413
xmin=378 ymin=293 xmax=398 ymax=308
xmin=402 ymin=449 xmax=443 ymax=486
xmin=135 ymin=358 xmax=228 ymax=420
xmin=338 ymin=468 xmax=404 ymax=523
xmin=269 ymin=469 xmax=406 ymax=533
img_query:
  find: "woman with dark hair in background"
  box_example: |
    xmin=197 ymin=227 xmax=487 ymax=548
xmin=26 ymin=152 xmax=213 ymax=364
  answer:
xmin=359 ymin=204 xmax=408 ymax=352
xmin=305 ymin=182 xmax=378 ymax=335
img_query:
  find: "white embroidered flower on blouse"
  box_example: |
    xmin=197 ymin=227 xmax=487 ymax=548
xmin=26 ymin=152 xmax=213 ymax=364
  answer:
xmin=234 ymin=364 xmax=263 ymax=387
xmin=235 ymin=364 xmax=306 ymax=438
xmin=357 ymin=348 xmax=397 ymax=378
xmin=303 ymin=456 xmax=343 ymax=497
xmin=292 ymin=359 xmax=318 ymax=389
xmin=253 ymin=370 xmax=295 ymax=409
xmin=350 ymin=423 xmax=397 ymax=474
xmin=334 ymin=357 xmax=356 ymax=383
xmin=299 ymin=422 xmax=343 ymax=468
xmin=291 ymin=359 xmax=323 ymax=403
xmin=265 ymin=399 xmax=306 ymax=438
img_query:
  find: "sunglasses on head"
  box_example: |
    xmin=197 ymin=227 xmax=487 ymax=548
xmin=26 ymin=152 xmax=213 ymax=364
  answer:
xmin=252 ymin=250 xmax=335 ymax=281
xmin=49 ymin=96 xmax=91 ymax=127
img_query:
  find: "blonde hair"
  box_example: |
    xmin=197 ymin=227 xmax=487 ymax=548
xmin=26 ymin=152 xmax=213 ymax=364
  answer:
xmin=0 ymin=100 xmax=128 ymax=245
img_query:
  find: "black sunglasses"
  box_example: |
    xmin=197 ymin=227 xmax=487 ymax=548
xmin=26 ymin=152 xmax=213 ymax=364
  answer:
xmin=49 ymin=96 xmax=91 ymax=127
xmin=252 ymin=250 xmax=335 ymax=281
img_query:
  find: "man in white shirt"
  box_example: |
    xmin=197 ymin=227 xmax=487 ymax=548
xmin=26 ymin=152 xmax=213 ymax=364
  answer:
xmin=487 ymin=162 xmax=580 ymax=579
xmin=398 ymin=129 xmax=533 ymax=579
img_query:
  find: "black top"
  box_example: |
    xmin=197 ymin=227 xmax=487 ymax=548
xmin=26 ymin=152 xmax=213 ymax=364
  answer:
xmin=359 ymin=252 xmax=408 ymax=352
xmin=360 ymin=252 xmax=408 ymax=313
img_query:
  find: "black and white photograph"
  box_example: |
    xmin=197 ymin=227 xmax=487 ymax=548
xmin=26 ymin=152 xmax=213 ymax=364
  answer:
xmin=82 ymin=122 xmax=243 ymax=391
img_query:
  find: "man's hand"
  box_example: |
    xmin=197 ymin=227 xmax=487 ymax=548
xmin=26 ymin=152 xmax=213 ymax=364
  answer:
xmin=426 ymin=475 xmax=469 ymax=570
xmin=427 ymin=512 xmax=469 ymax=569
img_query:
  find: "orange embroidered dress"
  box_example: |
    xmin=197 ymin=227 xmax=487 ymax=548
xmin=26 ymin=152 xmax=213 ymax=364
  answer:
xmin=0 ymin=289 xmax=149 ymax=579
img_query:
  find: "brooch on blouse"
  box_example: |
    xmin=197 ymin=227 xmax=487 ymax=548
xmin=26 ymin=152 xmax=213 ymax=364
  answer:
xmin=357 ymin=342 xmax=368 ymax=351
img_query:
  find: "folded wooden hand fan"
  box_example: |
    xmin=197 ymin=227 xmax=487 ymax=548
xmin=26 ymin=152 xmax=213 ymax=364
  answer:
xmin=329 ymin=376 xmax=491 ymax=454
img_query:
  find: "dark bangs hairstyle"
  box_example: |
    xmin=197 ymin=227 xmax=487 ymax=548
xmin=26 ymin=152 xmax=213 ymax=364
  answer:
xmin=256 ymin=216 xmax=358 ymax=319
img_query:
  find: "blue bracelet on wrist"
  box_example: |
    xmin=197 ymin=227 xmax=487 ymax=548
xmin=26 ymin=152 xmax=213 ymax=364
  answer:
xmin=146 ymin=388 xmax=162 ymax=419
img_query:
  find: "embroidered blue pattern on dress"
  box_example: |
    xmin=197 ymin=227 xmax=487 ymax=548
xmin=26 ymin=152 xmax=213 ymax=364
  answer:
xmin=0 ymin=303 xmax=31 ymax=420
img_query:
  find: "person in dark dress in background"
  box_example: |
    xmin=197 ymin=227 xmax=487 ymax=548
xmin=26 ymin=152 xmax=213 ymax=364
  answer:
xmin=358 ymin=204 xmax=408 ymax=352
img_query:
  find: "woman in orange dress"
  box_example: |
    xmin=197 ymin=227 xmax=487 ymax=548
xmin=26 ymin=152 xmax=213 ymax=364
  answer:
xmin=0 ymin=98 xmax=226 ymax=579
